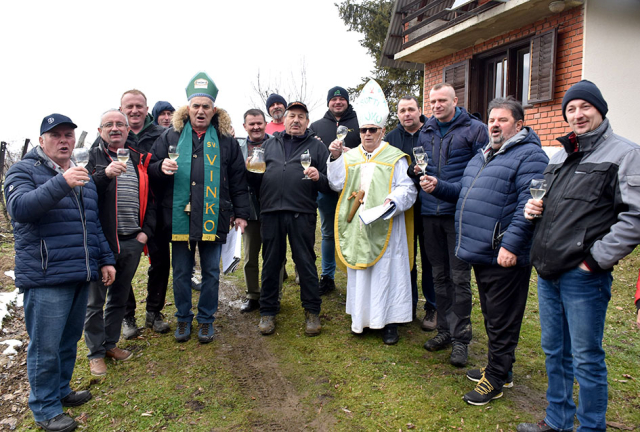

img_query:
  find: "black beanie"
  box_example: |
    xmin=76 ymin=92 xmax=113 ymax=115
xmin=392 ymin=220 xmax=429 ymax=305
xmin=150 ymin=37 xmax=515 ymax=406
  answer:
xmin=327 ymin=86 xmax=349 ymax=105
xmin=561 ymin=80 xmax=608 ymax=121
xmin=266 ymin=94 xmax=287 ymax=111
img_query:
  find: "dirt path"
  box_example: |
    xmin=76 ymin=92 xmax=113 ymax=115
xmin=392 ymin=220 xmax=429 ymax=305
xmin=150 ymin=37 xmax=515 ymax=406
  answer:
xmin=215 ymin=278 xmax=335 ymax=432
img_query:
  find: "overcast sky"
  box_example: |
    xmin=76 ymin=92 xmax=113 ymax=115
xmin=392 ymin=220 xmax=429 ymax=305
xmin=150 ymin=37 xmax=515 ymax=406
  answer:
xmin=0 ymin=0 xmax=374 ymax=152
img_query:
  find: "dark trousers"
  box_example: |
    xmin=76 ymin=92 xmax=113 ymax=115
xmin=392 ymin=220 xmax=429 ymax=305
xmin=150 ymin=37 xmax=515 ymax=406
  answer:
xmin=85 ymin=238 xmax=144 ymax=358
xmin=260 ymin=211 xmax=321 ymax=316
xmin=145 ymin=229 xmax=171 ymax=313
xmin=423 ymin=215 xmax=472 ymax=343
xmin=411 ymin=208 xmax=436 ymax=316
xmin=474 ymin=264 xmax=531 ymax=388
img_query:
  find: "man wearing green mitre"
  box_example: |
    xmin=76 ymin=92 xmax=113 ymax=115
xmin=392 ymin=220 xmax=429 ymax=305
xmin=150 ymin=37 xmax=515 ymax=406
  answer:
xmin=327 ymin=79 xmax=417 ymax=345
xmin=149 ymin=72 xmax=250 ymax=344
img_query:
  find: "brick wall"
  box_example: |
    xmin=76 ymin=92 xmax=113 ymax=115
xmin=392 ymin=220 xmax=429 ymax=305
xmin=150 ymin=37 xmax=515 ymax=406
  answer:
xmin=422 ymin=6 xmax=584 ymax=147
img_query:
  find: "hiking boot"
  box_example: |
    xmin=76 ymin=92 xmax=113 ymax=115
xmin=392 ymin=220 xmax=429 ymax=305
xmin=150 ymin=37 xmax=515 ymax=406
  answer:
xmin=467 ymin=367 xmax=514 ymax=388
xmin=35 ymin=413 xmax=78 ymax=432
xmin=106 ymin=347 xmax=132 ymax=361
xmin=382 ymin=325 xmax=399 ymax=345
xmin=318 ymin=275 xmax=336 ymax=296
xmin=145 ymin=311 xmax=170 ymax=333
xmin=516 ymin=420 xmax=559 ymax=432
xmin=421 ymin=308 xmax=437 ymax=331
xmin=122 ymin=316 xmax=141 ymax=340
xmin=240 ymin=298 xmax=260 ymax=313
xmin=423 ymin=331 xmax=451 ymax=351
xmin=174 ymin=321 xmax=192 ymax=342
xmin=304 ymin=311 xmax=322 ymax=337
xmin=197 ymin=322 xmax=215 ymax=344
xmin=259 ymin=315 xmax=276 ymax=335
xmin=450 ymin=342 xmax=468 ymax=367
xmin=89 ymin=358 xmax=107 ymax=377
xmin=463 ymin=375 xmax=503 ymax=405
xmin=61 ymin=390 xmax=92 ymax=407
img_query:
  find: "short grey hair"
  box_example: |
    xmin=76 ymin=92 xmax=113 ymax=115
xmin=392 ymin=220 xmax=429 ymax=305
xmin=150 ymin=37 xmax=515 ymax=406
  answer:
xmin=100 ymin=109 xmax=129 ymax=127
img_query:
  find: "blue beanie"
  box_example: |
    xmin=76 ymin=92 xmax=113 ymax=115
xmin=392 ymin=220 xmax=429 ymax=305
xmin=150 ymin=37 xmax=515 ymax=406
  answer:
xmin=266 ymin=94 xmax=287 ymax=111
xmin=562 ymin=80 xmax=608 ymax=121
xmin=152 ymin=101 xmax=175 ymax=125
xmin=327 ymin=86 xmax=349 ymax=105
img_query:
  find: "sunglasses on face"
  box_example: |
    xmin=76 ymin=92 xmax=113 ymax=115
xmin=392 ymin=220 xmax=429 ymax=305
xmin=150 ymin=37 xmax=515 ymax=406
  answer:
xmin=359 ymin=127 xmax=381 ymax=134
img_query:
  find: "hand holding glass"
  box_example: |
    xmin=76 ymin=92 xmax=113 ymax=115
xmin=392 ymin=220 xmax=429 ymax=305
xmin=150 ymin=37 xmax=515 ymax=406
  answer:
xmin=336 ymin=125 xmax=349 ymax=142
xmin=72 ymin=148 xmax=90 ymax=185
xmin=413 ymin=146 xmax=427 ymax=175
xmin=301 ymin=152 xmax=312 ymax=180
xmin=529 ymin=178 xmax=547 ymax=218
xmin=116 ymin=148 xmax=129 ymax=171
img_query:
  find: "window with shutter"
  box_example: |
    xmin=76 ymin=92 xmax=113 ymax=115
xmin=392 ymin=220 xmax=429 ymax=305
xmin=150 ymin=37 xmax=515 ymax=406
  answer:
xmin=443 ymin=60 xmax=469 ymax=109
xmin=528 ymin=29 xmax=557 ymax=104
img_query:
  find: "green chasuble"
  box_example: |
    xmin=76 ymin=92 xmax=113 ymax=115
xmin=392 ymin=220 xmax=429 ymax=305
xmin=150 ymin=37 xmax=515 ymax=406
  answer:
xmin=172 ymin=121 xmax=221 ymax=241
xmin=335 ymin=142 xmax=414 ymax=270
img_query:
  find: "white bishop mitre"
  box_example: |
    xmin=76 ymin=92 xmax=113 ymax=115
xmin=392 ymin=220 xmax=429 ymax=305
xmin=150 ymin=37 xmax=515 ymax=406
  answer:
xmin=354 ymin=79 xmax=389 ymax=128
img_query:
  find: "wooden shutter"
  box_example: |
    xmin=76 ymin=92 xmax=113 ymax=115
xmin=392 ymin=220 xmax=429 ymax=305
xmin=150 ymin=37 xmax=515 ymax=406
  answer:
xmin=443 ymin=60 xmax=469 ymax=109
xmin=528 ymin=29 xmax=557 ymax=104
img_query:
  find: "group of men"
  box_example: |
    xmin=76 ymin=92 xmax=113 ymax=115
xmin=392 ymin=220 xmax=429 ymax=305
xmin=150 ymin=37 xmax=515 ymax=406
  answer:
xmin=6 ymin=73 xmax=639 ymax=432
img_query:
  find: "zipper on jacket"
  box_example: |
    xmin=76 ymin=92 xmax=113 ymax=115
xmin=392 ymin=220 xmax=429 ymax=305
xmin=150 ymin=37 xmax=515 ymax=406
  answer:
xmin=456 ymin=155 xmax=491 ymax=255
xmin=73 ymin=189 xmax=91 ymax=282
xmin=40 ymin=239 xmax=48 ymax=271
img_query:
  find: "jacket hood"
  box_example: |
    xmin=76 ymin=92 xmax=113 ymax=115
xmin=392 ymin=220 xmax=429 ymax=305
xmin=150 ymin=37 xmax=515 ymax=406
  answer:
xmin=556 ymin=118 xmax=611 ymax=154
xmin=484 ymin=126 xmax=541 ymax=159
xmin=322 ymin=104 xmax=357 ymax=123
xmin=424 ymin=107 xmax=472 ymax=132
xmin=152 ymin=101 xmax=175 ymax=125
xmin=172 ymin=105 xmax=233 ymax=136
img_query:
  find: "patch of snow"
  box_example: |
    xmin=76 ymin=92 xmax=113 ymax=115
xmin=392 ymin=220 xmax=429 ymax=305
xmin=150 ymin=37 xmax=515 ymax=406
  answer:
xmin=0 ymin=339 xmax=23 ymax=356
xmin=0 ymin=288 xmax=23 ymax=330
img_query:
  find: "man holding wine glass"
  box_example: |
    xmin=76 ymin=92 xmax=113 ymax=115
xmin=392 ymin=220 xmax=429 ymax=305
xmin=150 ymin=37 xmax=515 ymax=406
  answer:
xmin=4 ymin=114 xmax=116 ymax=431
xmin=419 ymin=97 xmax=548 ymax=406
xmin=247 ymin=101 xmax=330 ymax=337
xmin=519 ymin=81 xmax=640 ymax=432
xmin=84 ymin=109 xmax=157 ymax=376
xmin=149 ymin=72 xmax=250 ymax=344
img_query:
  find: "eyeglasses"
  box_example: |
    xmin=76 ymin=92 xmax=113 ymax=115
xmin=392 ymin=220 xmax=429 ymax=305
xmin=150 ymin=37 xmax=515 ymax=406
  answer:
xmin=359 ymin=127 xmax=381 ymax=134
xmin=100 ymin=122 xmax=127 ymax=129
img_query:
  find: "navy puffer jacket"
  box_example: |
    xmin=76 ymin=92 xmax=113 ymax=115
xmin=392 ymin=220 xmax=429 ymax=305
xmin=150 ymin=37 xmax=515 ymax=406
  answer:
xmin=432 ymin=127 xmax=548 ymax=266
xmin=5 ymin=148 xmax=115 ymax=289
xmin=415 ymin=108 xmax=488 ymax=216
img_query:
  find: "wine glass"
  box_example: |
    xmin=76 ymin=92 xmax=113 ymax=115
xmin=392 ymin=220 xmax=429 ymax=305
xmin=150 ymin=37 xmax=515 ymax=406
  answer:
xmin=336 ymin=125 xmax=349 ymax=142
xmin=72 ymin=148 xmax=90 ymax=185
xmin=300 ymin=151 xmax=312 ymax=180
xmin=117 ymin=148 xmax=129 ymax=171
xmin=413 ymin=146 xmax=427 ymax=176
xmin=168 ymin=145 xmax=179 ymax=173
xmin=529 ymin=178 xmax=547 ymax=218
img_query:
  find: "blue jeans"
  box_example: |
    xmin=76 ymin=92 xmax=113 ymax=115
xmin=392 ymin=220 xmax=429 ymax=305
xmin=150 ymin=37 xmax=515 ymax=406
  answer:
xmin=317 ymin=191 xmax=339 ymax=279
xmin=172 ymin=241 xmax=222 ymax=324
xmin=23 ymin=283 xmax=89 ymax=422
xmin=538 ymin=267 xmax=612 ymax=432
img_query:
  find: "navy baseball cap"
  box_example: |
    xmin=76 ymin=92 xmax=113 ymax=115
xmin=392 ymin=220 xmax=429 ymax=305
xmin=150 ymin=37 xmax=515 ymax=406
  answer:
xmin=40 ymin=113 xmax=78 ymax=135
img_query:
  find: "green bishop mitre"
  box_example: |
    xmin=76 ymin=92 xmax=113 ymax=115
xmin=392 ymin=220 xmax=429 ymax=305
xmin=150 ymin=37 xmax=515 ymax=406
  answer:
xmin=186 ymin=72 xmax=219 ymax=102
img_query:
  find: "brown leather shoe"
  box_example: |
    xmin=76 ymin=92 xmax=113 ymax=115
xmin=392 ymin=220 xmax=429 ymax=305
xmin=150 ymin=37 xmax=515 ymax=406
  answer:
xmin=89 ymin=358 xmax=107 ymax=376
xmin=304 ymin=310 xmax=321 ymax=337
xmin=105 ymin=347 xmax=132 ymax=361
xmin=421 ymin=308 xmax=437 ymax=331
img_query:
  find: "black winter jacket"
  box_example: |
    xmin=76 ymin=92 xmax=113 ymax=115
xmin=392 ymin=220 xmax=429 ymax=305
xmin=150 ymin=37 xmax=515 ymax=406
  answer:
xmin=87 ymin=140 xmax=156 ymax=254
xmin=249 ymin=130 xmax=331 ymax=215
xmin=385 ymin=115 xmax=426 ymax=161
xmin=310 ymin=105 xmax=361 ymax=149
xmin=148 ymin=106 xmax=250 ymax=243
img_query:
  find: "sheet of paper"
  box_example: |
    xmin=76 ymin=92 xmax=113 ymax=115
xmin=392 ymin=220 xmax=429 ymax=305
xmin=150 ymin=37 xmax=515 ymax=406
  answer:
xmin=359 ymin=201 xmax=396 ymax=225
xmin=221 ymin=228 xmax=242 ymax=274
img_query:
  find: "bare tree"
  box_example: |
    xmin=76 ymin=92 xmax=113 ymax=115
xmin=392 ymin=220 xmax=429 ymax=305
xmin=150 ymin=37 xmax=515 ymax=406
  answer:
xmin=250 ymin=58 xmax=323 ymax=116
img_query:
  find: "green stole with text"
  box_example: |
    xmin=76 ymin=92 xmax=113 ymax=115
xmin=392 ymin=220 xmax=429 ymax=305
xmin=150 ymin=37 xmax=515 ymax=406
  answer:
xmin=335 ymin=142 xmax=414 ymax=270
xmin=172 ymin=121 xmax=220 ymax=241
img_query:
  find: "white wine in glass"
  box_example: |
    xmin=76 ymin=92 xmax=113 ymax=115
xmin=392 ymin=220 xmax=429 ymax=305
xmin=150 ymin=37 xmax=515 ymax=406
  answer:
xmin=168 ymin=145 xmax=179 ymax=161
xmin=336 ymin=125 xmax=349 ymax=142
xmin=117 ymin=148 xmax=129 ymax=164
xmin=529 ymin=178 xmax=547 ymax=218
xmin=301 ymin=151 xmax=312 ymax=180
xmin=413 ymin=146 xmax=427 ymax=175
xmin=72 ymin=148 xmax=90 ymax=184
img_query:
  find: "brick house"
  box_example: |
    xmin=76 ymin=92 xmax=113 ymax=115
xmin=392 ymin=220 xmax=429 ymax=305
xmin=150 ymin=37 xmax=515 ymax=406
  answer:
xmin=381 ymin=0 xmax=640 ymax=150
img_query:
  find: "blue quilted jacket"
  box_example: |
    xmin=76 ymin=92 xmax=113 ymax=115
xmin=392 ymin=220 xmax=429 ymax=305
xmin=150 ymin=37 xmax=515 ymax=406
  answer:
xmin=416 ymin=108 xmax=488 ymax=216
xmin=432 ymin=127 xmax=549 ymax=266
xmin=5 ymin=148 xmax=115 ymax=289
